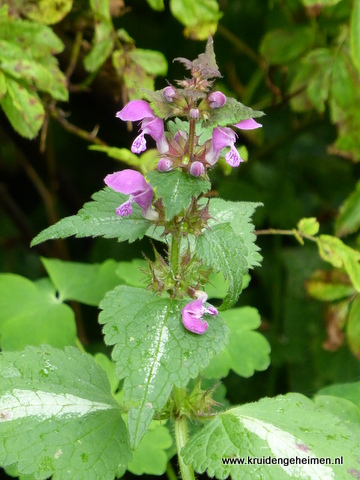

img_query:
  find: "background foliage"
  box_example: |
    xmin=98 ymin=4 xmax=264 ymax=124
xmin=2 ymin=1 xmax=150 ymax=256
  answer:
xmin=1 ymin=0 xmax=360 ymax=478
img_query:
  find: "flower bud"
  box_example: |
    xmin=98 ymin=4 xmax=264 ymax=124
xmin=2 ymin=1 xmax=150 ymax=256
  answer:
xmin=157 ymin=158 xmax=173 ymax=172
xmin=190 ymin=161 xmax=205 ymax=177
xmin=190 ymin=108 xmax=199 ymax=119
xmin=163 ymin=86 xmax=176 ymax=102
xmin=208 ymin=91 xmax=226 ymax=108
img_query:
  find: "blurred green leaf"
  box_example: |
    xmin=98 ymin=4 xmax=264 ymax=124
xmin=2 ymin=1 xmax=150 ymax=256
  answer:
xmin=0 ymin=71 xmax=6 ymax=99
xmin=306 ymin=270 xmax=356 ymax=301
xmin=147 ymin=0 xmax=165 ymax=10
xmin=347 ymin=296 xmax=360 ymax=357
xmin=336 ymin=180 xmax=360 ymax=237
xmin=0 ymin=274 xmax=77 ymax=350
xmin=84 ymin=38 xmax=114 ymax=72
xmin=297 ymin=217 xmax=319 ymax=236
xmin=170 ymin=0 xmax=222 ymax=39
xmin=0 ymin=78 xmax=44 ymax=139
xmin=301 ymin=0 xmax=342 ymax=5
xmin=20 ymin=0 xmax=73 ymax=25
xmin=128 ymin=49 xmax=168 ymax=76
xmin=260 ymin=27 xmax=314 ymax=64
xmin=317 ymin=380 xmax=360 ymax=409
xmin=351 ymin=0 xmax=360 ymax=73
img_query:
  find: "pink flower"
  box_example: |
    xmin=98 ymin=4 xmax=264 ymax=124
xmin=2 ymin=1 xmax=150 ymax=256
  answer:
xmin=190 ymin=161 xmax=204 ymax=177
xmin=116 ymin=100 xmax=169 ymax=155
xmin=104 ymin=169 xmax=158 ymax=221
xmin=208 ymin=91 xmax=226 ymax=108
xmin=163 ymin=86 xmax=176 ymax=102
xmin=205 ymin=118 xmax=262 ymax=168
xmin=182 ymin=292 xmax=218 ymax=335
xmin=157 ymin=158 xmax=173 ymax=172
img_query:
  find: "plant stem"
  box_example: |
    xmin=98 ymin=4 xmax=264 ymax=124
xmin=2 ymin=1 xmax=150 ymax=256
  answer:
xmin=166 ymin=461 xmax=178 ymax=480
xmin=175 ymin=415 xmax=195 ymax=480
xmin=170 ymin=232 xmax=181 ymax=283
xmin=188 ymin=117 xmax=196 ymax=162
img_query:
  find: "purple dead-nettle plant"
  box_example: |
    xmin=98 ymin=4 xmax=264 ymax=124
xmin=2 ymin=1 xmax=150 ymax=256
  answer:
xmin=108 ymin=37 xmax=263 ymax=335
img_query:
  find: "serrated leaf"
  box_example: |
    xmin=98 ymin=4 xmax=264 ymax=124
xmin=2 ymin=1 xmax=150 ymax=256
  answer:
xmin=351 ymin=0 xmax=360 ymax=73
xmin=170 ymin=0 xmax=221 ymax=27
xmin=335 ymin=180 xmax=360 ymax=237
xmin=204 ymin=307 xmax=271 ymax=379
xmin=20 ymin=0 xmax=73 ymax=25
xmin=347 ymin=296 xmax=360 ymax=357
xmin=182 ymin=393 xmax=360 ymax=480
xmin=0 ymin=274 xmax=76 ymax=350
xmin=0 ymin=17 xmax=64 ymax=57
xmin=208 ymin=198 xmax=263 ymax=269
xmin=41 ymin=258 xmax=123 ymax=306
xmin=0 ymin=78 xmax=44 ymax=139
xmin=305 ymin=269 xmax=356 ymax=301
xmin=0 ymin=346 xmax=132 ymax=479
xmin=317 ymin=235 xmax=360 ymax=292
xmin=196 ymin=224 xmax=248 ymax=310
xmin=99 ymin=286 xmax=228 ymax=448
xmin=260 ymin=27 xmax=314 ymax=64
xmin=128 ymin=422 xmax=172 ymax=475
xmin=31 ymin=188 xmax=152 ymax=246
xmin=147 ymin=170 xmax=211 ymax=220
xmin=128 ymin=49 xmax=167 ymax=76
xmin=205 ymin=97 xmax=264 ymax=129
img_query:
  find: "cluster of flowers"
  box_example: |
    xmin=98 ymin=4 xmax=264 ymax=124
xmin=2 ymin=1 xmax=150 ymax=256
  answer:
xmin=104 ymin=54 xmax=262 ymax=335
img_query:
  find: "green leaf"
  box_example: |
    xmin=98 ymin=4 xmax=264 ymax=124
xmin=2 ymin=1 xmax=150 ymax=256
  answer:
xmin=260 ymin=27 xmax=314 ymax=64
xmin=147 ymin=170 xmax=211 ymax=220
xmin=182 ymin=393 xmax=360 ymax=479
xmin=305 ymin=270 xmax=356 ymax=301
xmin=317 ymin=235 xmax=360 ymax=292
xmin=0 ymin=345 xmax=132 ymax=479
xmin=146 ymin=0 xmax=165 ymax=10
xmin=84 ymin=38 xmax=114 ymax=72
xmin=0 ymin=274 xmax=76 ymax=350
xmin=351 ymin=0 xmax=360 ymax=73
xmin=128 ymin=49 xmax=168 ymax=76
xmin=37 ymin=55 xmax=68 ymax=101
xmin=20 ymin=0 xmax=73 ymax=25
xmin=208 ymin=198 xmax=263 ymax=270
xmin=347 ymin=296 xmax=360 ymax=357
xmin=196 ymin=223 xmax=248 ymax=310
xmin=317 ymin=380 xmax=360 ymax=409
xmin=115 ymin=259 xmax=148 ymax=288
xmin=335 ymin=180 xmax=360 ymax=237
xmin=170 ymin=0 xmax=221 ymax=27
xmin=204 ymin=307 xmax=271 ymax=379
xmin=297 ymin=217 xmax=319 ymax=236
xmin=0 ymin=78 xmax=44 ymax=139
xmin=314 ymin=395 xmax=360 ymax=432
xmin=31 ymin=188 xmax=153 ymax=246
xmin=205 ymin=97 xmax=264 ymax=129
xmin=99 ymin=286 xmax=228 ymax=448
xmin=89 ymin=146 xmax=158 ymax=174
xmin=0 ymin=17 xmax=64 ymax=57
xmin=301 ymin=0 xmax=343 ymax=6
xmin=0 ymin=71 xmax=6 ymax=99
xmin=90 ymin=0 xmax=111 ymax=21
xmin=128 ymin=422 xmax=172 ymax=475
xmin=0 ymin=58 xmax=66 ymax=100
xmin=41 ymin=257 xmax=123 ymax=306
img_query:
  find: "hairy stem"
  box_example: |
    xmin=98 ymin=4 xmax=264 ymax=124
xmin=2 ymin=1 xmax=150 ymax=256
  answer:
xmin=170 ymin=232 xmax=181 ymax=291
xmin=175 ymin=415 xmax=195 ymax=480
xmin=188 ymin=117 xmax=197 ymax=162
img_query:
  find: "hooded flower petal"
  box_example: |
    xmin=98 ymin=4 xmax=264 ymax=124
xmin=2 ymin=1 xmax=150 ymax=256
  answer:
xmin=205 ymin=127 xmax=237 ymax=166
xmin=104 ymin=169 xmax=158 ymax=221
xmin=163 ymin=86 xmax=176 ymax=102
xmin=116 ymin=100 xmax=169 ymax=155
xmin=181 ymin=293 xmax=218 ymax=335
xmin=208 ymin=91 xmax=226 ymax=108
xmin=233 ymin=118 xmax=262 ymax=130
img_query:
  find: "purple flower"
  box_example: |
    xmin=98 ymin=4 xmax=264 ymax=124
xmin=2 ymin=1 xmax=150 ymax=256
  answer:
xmin=163 ymin=86 xmax=176 ymax=102
xmin=157 ymin=158 xmax=173 ymax=172
xmin=205 ymin=118 xmax=262 ymax=168
xmin=182 ymin=292 xmax=218 ymax=335
xmin=104 ymin=169 xmax=158 ymax=221
xmin=116 ymin=100 xmax=169 ymax=155
xmin=190 ymin=161 xmax=204 ymax=177
xmin=208 ymin=91 xmax=226 ymax=108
